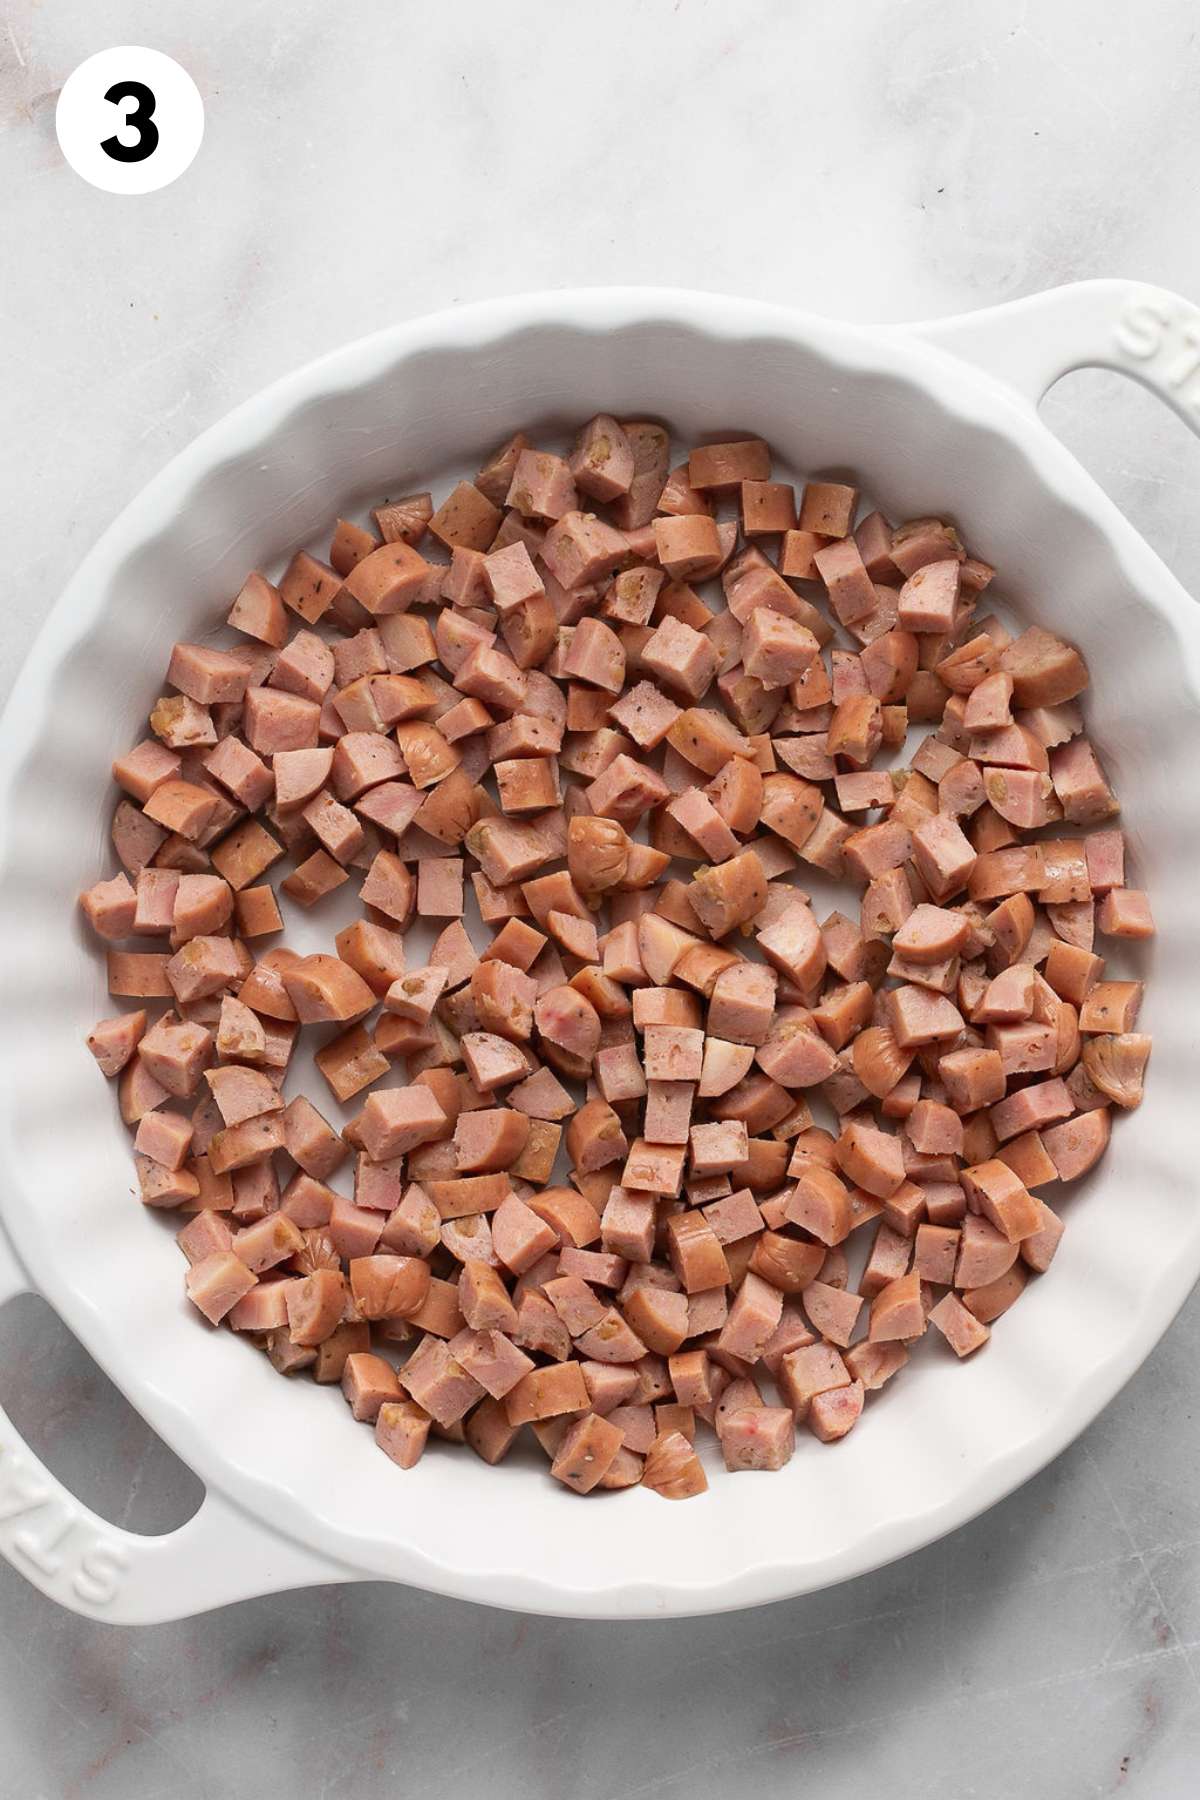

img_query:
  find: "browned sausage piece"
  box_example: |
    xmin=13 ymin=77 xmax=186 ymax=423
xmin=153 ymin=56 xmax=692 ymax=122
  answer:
xmin=552 ymin=1412 xmax=626 ymax=1493
xmin=891 ymin=904 xmax=972 ymax=965
xmin=453 ymin=1108 xmax=531 ymax=1174
xmin=642 ymin=1429 xmax=708 ymax=1499
xmin=349 ymin=1255 xmax=431 ymax=1321
xmin=534 ymin=984 xmax=602 ymax=1062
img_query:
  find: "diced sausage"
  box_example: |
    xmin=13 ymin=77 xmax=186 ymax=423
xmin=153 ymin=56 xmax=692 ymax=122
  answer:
xmin=90 ymin=420 xmax=1150 ymax=1503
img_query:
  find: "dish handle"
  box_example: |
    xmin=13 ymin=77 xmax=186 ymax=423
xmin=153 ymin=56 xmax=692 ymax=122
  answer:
xmin=0 ymin=1228 xmax=355 ymax=1622
xmin=905 ymin=276 xmax=1200 ymax=432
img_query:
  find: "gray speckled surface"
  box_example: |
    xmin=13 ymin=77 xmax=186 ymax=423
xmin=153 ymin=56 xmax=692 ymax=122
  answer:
xmin=4 ymin=1 xmax=1200 ymax=1793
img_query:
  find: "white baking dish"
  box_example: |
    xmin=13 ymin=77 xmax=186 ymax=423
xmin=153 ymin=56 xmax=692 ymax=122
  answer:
xmin=0 ymin=280 xmax=1196 ymax=1624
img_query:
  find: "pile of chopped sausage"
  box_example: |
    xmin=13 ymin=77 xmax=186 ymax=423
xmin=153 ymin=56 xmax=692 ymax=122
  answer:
xmin=80 ymin=419 xmax=1154 ymax=1498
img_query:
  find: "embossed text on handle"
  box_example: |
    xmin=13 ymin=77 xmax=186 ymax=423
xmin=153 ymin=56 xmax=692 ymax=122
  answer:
xmin=0 ymin=1439 xmax=128 ymax=1606
xmin=1114 ymin=296 xmax=1200 ymax=402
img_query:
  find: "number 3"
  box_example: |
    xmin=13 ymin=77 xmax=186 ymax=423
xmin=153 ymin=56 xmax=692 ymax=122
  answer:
xmin=101 ymin=80 xmax=159 ymax=164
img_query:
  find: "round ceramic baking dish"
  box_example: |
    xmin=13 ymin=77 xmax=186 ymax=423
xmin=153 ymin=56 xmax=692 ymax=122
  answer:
xmin=0 ymin=280 xmax=1196 ymax=1624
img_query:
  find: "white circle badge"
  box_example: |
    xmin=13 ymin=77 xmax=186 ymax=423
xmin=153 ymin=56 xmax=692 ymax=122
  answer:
xmin=56 ymin=47 xmax=204 ymax=195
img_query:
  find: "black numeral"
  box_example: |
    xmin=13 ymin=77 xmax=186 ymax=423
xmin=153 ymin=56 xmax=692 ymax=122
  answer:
xmin=101 ymin=80 xmax=159 ymax=164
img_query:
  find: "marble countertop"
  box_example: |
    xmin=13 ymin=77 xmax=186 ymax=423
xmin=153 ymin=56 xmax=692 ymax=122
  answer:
xmin=4 ymin=1 xmax=1200 ymax=1793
